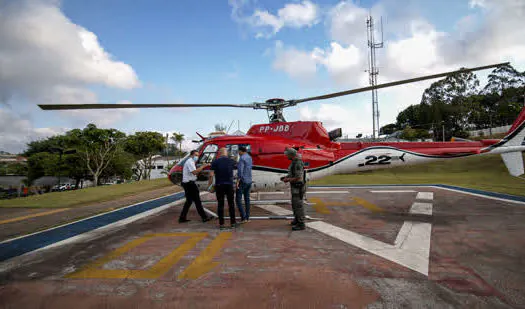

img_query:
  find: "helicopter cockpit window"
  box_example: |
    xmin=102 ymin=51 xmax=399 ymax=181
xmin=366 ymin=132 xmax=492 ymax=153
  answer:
xmin=198 ymin=144 xmax=219 ymax=164
xmin=226 ymin=144 xmax=251 ymax=162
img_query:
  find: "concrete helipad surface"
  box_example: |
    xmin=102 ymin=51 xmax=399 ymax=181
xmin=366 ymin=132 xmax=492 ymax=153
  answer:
xmin=1 ymin=186 xmax=525 ymax=308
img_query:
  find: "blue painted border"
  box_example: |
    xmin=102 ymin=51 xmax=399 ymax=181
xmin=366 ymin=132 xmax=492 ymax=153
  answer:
xmin=0 ymin=192 xmax=185 ymax=262
xmin=310 ymin=184 xmax=525 ymax=203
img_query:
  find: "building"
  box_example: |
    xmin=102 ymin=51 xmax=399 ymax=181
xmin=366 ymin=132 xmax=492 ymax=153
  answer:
xmin=135 ymin=155 xmax=177 ymax=180
xmin=0 ymin=154 xmax=27 ymax=164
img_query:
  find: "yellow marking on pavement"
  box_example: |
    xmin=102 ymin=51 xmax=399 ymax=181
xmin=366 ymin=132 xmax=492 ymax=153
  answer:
xmin=179 ymin=232 xmax=232 ymax=280
xmin=352 ymin=197 xmax=384 ymax=213
xmin=0 ymin=208 xmax=70 ymax=225
xmin=310 ymin=197 xmax=383 ymax=214
xmin=66 ymin=232 xmax=208 ymax=279
xmin=310 ymin=197 xmax=331 ymax=214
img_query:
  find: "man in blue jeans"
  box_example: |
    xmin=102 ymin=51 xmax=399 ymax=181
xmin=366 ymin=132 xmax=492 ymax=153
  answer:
xmin=236 ymin=146 xmax=252 ymax=223
xmin=208 ymin=148 xmax=238 ymax=230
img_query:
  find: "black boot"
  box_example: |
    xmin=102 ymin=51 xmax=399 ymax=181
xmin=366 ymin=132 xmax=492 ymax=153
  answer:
xmin=290 ymin=219 xmax=297 ymax=226
xmin=292 ymin=223 xmax=305 ymax=231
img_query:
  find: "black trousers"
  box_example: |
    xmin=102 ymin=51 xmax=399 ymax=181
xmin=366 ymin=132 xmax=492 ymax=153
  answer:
xmin=180 ymin=181 xmax=207 ymax=220
xmin=215 ymin=184 xmax=236 ymax=226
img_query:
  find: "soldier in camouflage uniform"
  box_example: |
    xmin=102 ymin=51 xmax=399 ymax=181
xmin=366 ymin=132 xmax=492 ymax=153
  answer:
xmin=281 ymin=148 xmax=306 ymax=231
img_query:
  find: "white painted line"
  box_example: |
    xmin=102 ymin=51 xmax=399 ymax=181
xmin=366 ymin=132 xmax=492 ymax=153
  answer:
xmin=311 ymin=186 xmax=422 ymax=189
xmin=416 ymin=192 xmax=434 ymax=200
xmin=218 ymin=216 xmax=323 ymax=220
xmin=203 ymin=207 xmax=218 ymax=218
xmin=369 ymin=190 xmax=417 ymax=193
xmin=0 ymin=192 xmax=182 ymax=245
xmin=307 ymin=220 xmax=431 ymax=276
xmin=306 ymin=191 xmax=349 ymax=194
xmin=0 ymin=196 xmax=190 ymax=273
xmin=257 ymin=192 xmax=285 ymax=195
xmin=202 ymin=200 xmax=291 ymax=205
xmin=410 ymin=202 xmax=433 ymax=216
xmin=311 ymin=185 xmax=525 ymax=206
xmin=394 ymin=221 xmax=413 ymax=246
xmin=257 ymin=199 xmax=432 ymax=276
xmin=431 ymin=186 xmax=525 ymax=205
xmin=256 ymin=204 xmax=293 ymax=216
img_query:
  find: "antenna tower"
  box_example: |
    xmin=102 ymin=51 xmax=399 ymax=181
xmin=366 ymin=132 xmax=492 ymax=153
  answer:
xmin=366 ymin=15 xmax=384 ymax=138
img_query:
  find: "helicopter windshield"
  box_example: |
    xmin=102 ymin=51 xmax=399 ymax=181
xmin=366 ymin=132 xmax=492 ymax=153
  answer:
xmin=198 ymin=144 xmax=218 ymax=164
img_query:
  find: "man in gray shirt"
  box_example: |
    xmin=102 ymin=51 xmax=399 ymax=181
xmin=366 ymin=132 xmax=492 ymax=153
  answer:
xmin=236 ymin=146 xmax=252 ymax=222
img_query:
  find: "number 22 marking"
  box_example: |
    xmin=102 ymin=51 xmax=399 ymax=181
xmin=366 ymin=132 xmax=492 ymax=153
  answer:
xmin=358 ymin=155 xmax=391 ymax=167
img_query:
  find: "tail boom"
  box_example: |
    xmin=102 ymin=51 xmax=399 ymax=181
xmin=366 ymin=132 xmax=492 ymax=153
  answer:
xmin=483 ymin=106 xmax=525 ymax=176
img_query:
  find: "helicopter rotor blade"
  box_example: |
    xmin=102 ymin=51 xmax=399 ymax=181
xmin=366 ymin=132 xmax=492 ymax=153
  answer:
xmin=292 ymin=62 xmax=509 ymax=104
xmin=38 ymin=103 xmax=256 ymax=110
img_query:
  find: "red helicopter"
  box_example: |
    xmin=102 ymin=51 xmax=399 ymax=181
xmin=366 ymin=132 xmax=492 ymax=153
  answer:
xmin=39 ymin=62 xmax=525 ymax=192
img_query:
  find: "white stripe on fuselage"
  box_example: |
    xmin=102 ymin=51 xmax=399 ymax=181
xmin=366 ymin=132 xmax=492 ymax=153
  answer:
xmin=196 ymin=147 xmax=473 ymax=192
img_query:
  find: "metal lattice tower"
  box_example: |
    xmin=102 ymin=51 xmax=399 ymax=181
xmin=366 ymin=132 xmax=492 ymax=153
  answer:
xmin=366 ymin=15 xmax=384 ymax=139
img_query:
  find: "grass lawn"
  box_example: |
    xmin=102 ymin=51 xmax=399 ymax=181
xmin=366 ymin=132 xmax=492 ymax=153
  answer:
xmin=0 ymin=178 xmax=177 ymax=208
xmin=311 ymin=153 xmax=525 ymax=197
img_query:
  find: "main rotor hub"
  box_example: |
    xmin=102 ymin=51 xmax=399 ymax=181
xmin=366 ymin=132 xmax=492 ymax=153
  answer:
xmin=265 ymin=98 xmax=286 ymax=106
xmin=261 ymin=98 xmax=287 ymax=123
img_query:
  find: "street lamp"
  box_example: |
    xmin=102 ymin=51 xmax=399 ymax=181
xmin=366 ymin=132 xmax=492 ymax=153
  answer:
xmin=49 ymin=147 xmax=77 ymax=187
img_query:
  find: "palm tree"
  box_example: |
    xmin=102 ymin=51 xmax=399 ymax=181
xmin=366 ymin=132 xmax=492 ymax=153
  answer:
xmin=171 ymin=132 xmax=185 ymax=161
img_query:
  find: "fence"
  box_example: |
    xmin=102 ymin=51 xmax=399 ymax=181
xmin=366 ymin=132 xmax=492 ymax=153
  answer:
xmin=468 ymin=125 xmax=511 ymax=137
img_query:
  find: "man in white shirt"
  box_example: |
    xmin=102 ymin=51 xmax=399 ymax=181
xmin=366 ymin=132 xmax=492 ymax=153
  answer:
xmin=179 ymin=150 xmax=212 ymax=223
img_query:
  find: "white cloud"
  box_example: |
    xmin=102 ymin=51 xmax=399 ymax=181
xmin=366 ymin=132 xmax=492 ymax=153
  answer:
xmin=384 ymin=20 xmax=448 ymax=78
xmin=0 ymin=109 xmax=69 ymax=154
xmin=272 ymin=41 xmax=318 ymax=81
xmin=276 ymin=1 xmax=319 ymax=28
xmin=271 ymin=0 xmax=525 ymax=137
xmin=272 ymin=40 xmax=366 ymax=86
xmin=439 ymin=0 xmax=525 ymax=65
xmin=469 ymin=0 xmax=487 ymax=9
xmin=299 ymin=103 xmax=372 ymax=138
xmin=328 ymin=1 xmax=369 ymax=45
xmin=0 ymin=0 xmax=141 ymax=151
xmin=230 ymin=0 xmax=319 ymax=38
xmin=0 ymin=1 xmax=140 ymax=112
xmin=313 ymin=42 xmax=363 ymax=85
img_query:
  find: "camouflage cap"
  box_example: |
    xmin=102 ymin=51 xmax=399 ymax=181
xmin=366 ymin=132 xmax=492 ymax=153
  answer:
xmin=284 ymin=147 xmax=297 ymax=156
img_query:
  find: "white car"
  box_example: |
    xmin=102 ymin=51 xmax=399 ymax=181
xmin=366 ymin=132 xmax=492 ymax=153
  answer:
xmin=59 ymin=184 xmax=71 ymax=191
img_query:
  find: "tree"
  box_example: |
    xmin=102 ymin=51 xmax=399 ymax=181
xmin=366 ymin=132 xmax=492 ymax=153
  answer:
xmin=26 ymin=152 xmax=57 ymax=185
xmin=418 ymin=71 xmax=480 ymax=140
xmin=0 ymin=162 xmax=27 ymax=176
xmin=99 ymin=150 xmax=135 ymax=182
xmin=125 ymin=131 xmax=166 ymax=180
xmin=24 ymin=134 xmax=87 ymax=186
xmin=399 ymin=127 xmax=432 ymax=141
xmin=396 ymin=105 xmax=424 ymax=128
xmin=62 ymin=153 xmax=90 ymax=188
xmin=171 ymin=132 xmax=185 ymax=160
xmin=214 ymin=123 xmax=227 ymax=131
xmin=379 ymin=123 xmax=398 ymax=135
xmin=420 ymin=71 xmax=480 ymax=106
xmin=482 ymin=63 xmax=525 ymax=95
xmin=67 ymin=124 xmax=126 ymax=186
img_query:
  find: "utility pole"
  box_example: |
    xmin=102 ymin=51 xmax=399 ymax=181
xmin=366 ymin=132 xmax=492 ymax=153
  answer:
xmin=366 ymin=15 xmax=384 ymax=139
xmin=165 ymin=133 xmax=169 ymax=166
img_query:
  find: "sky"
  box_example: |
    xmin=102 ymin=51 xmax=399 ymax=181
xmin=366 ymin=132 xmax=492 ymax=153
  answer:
xmin=1 ymin=0 xmax=524 ymax=153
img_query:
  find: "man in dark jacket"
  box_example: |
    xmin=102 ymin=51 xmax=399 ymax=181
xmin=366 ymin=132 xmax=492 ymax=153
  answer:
xmin=208 ymin=147 xmax=239 ymax=230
